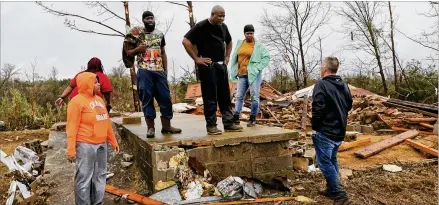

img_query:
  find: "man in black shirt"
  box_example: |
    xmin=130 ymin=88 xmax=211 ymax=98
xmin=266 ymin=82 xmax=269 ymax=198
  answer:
xmin=183 ymin=5 xmax=243 ymax=135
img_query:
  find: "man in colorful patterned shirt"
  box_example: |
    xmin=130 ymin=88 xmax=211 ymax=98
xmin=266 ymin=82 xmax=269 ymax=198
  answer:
xmin=124 ymin=11 xmax=181 ymax=138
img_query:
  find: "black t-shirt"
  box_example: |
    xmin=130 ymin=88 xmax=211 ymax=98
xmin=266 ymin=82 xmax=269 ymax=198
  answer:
xmin=184 ymin=19 xmax=232 ymax=62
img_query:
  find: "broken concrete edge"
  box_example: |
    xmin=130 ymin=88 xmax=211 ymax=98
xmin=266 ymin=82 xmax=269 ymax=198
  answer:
xmin=114 ymin=121 xmax=299 ymax=149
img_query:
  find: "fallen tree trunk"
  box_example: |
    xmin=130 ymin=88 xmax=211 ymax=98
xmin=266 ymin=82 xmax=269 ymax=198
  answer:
xmin=405 ymin=139 xmax=438 ymax=157
xmin=354 ymin=130 xmax=419 ymax=158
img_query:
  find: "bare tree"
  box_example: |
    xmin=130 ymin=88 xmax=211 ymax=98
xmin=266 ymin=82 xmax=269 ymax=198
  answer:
xmin=388 ymin=2 xmax=398 ymax=92
xmin=260 ymin=2 xmax=331 ymax=89
xmin=49 ymin=66 xmax=59 ymax=80
xmin=338 ymin=2 xmax=389 ymax=95
xmin=397 ymin=2 xmax=438 ymax=52
xmin=0 ymin=64 xmax=20 ymax=93
xmin=111 ymin=63 xmax=127 ymax=78
xmin=35 ymin=1 xmax=174 ymax=37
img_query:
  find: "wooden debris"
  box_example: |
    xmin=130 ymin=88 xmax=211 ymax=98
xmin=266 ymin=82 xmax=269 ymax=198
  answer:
xmin=105 ymin=185 xmax=165 ymax=205
xmin=122 ymin=116 xmax=141 ymax=125
xmin=382 ymin=101 xmax=438 ymax=118
xmin=339 ymin=138 xmax=372 ymax=152
xmin=354 ymin=130 xmax=419 ymax=158
xmin=262 ymin=105 xmax=280 ymax=124
xmin=301 ymin=99 xmax=308 ymax=132
xmin=377 ymin=114 xmax=391 ymax=128
xmin=406 ymin=118 xmax=438 ymax=123
xmin=405 ymin=139 xmax=438 ymax=157
xmin=208 ymin=196 xmax=296 ymax=204
xmin=419 ymin=123 xmax=434 ymax=130
xmin=391 ymin=127 xmax=436 ymax=135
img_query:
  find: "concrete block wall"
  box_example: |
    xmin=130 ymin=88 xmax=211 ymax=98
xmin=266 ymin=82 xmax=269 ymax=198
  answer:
xmin=119 ymin=124 xmax=299 ymax=188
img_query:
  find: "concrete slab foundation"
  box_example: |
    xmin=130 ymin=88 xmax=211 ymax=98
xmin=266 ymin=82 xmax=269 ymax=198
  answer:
xmin=112 ymin=113 xmax=300 ymax=189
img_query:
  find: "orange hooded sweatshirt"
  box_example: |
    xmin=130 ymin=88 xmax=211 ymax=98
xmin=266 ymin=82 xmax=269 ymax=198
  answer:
xmin=66 ymin=72 xmax=118 ymax=157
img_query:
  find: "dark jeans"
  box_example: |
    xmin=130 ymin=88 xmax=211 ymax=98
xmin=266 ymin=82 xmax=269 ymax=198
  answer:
xmin=199 ymin=63 xmax=233 ymax=128
xmin=136 ymin=69 xmax=173 ymax=120
xmin=312 ymin=132 xmax=348 ymax=200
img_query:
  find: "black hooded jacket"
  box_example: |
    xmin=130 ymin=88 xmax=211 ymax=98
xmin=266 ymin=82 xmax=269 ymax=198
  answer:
xmin=311 ymin=75 xmax=353 ymax=142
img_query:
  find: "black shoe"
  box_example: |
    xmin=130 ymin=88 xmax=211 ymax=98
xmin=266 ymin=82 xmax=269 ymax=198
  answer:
xmin=247 ymin=115 xmax=256 ymax=127
xmin=232 ymin=114 xmax=240 ymax=125
xmin=224 ymin=124 xmax=243 ymax=132
xmin=333 ymin=198 xmax=353 ymax=205
xmin=207 ymin=127 xmax=222 ymax=135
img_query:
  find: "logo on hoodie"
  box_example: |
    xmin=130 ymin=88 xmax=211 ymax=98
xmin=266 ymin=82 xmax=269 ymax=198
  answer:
xmin=90 ymin=100 xmax=108 ymax=121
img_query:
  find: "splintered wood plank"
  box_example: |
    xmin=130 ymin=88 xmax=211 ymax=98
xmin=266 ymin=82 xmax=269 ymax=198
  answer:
xmin=354 ymin=130 xmax=419 ymax=158
xmin=406 ymin=118 xmax=438 ymax=123
xmin=392 ymin=127 xmax=436 ymax=136
xmin=339 ymin=138 xmax=372 ymax=152
xmin=419 ymin=123 xmax=435 ymax=130
xmin=377 ymin=114 xmax=392 ymax=128
xmin=405 ymin=139 xmax=438 ymax=157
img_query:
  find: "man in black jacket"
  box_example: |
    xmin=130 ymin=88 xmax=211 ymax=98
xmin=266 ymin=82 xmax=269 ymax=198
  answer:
xmin=311 ymin=57 xmax=353 ymax=205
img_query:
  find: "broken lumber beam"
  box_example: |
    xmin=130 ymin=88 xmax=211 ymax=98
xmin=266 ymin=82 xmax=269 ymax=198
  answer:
xmin=387 ymin=98 xmax=438 ymax=114
xmin=105 ymin=185 xmax=165 ymax=205
xmin=354 ymin=130 xmax=419 ymax=158
xmin=406 ymin=118 xmax=438 ymax=123
xmin=263 ymin=105 xmax=280 ymax=124
xmin=339 ymin=138 xmax=372 ymax=152
xmin=301 ymin=98 xmax=308 ymax=132
xmin=391 ymin=127 xmax=436 ymax=135
xmin=208 ymin=196 xmax=296 ymax=204
xmin=405 ymin=139 xmax=438 ymax=157
xmin=382 ymin=101 xmax=438 ymax=118
xmin=377 ymin=114 xmax=392 ymax=128
xmin=419 ymin=123 xmax=435 ymax=130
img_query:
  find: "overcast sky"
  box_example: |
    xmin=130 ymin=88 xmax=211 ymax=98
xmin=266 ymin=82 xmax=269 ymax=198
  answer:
xmin=1 ymin=1 xmax=437 ymax=81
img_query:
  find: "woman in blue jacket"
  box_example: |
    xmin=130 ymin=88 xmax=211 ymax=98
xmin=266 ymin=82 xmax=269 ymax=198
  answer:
xmin=229 ymin=24 xmax=270 ymax=127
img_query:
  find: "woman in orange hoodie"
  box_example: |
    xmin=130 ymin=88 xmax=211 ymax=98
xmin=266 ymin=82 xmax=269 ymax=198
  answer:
xmin=66 ymin=72 xmax=119 ymax=205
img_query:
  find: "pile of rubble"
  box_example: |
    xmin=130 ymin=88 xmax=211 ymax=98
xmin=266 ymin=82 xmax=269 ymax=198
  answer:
xmin=1 ymin=140 xmax=50 ymax=204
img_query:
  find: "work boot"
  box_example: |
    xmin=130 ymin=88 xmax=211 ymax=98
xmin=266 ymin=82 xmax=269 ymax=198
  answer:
xmin=247 ymin=115 xmax=256 ymax=127
xmin=146 ymin=119 xmax=155 ymax=138
xmin=207 ymin=126 xmax=222 ymax=135
xmin=333 ymin=198 xmax=353 ymax=205
xmin=232 ymin=114 xmax=240 ymax=125
xmin=318 ymin=189 xmax=333 ymax=199
xmin=160 ymin=116 xmax=182 ymax=134
xmin=224 ymin=124 xmax=243 ymax=132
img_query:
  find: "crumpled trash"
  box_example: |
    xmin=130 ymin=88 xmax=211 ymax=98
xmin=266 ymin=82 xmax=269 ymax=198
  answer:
xmin=295 ymin=195 xmax=316 ymax=203
xmin=13 ymin=146 xmax=39 ymax=172
xmin=383 ymin=164 xmax=402 ymax=172
xmin=195 ymin=98 xmax=203 ymax=106
xmin=307 ymin=164 xmax=320 ymax=172
xmin=243 ymin=181 xmax=263 ymax=198
xmin=241 ymin=107 xmax=251 ymax=113
xmin=185 ymin=181 xmax=203 ymax=200
xmin=173 ymin=103 xmax=197 ymax=113
xmin=216 ymin=176 xmax=244 ymax=197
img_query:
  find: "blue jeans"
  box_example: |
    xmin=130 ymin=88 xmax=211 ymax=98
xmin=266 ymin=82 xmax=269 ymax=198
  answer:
xmin=136 ymin=69 xmax=173 ymax=120
xmin=312 ymin=132 xmax=348 ymax=200
xmin=234 ymin=72 xmax=262 ymax=116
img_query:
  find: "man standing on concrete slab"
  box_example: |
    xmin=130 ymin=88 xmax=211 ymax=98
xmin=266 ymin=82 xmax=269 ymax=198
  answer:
xmin=311 ymin=57 xmax=353 ymax=205
xmin=124 ymin=11 xmax=181 ymax=138
xmin=182 ymin=5 xmax=243 ymax=135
